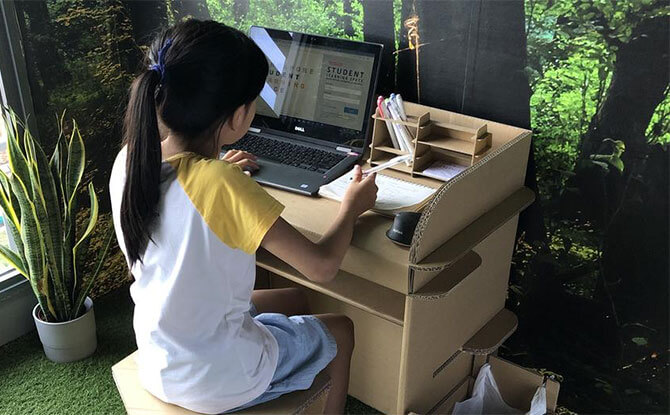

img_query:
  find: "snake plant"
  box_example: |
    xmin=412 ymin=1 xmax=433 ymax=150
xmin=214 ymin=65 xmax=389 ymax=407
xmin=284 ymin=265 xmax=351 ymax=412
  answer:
xmin=0 ymin=108 xmax=113 ymax=322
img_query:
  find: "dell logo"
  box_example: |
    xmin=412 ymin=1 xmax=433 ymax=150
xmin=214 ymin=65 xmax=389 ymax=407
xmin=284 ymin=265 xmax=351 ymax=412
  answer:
xmin=294 ymin=126 xmax=305 ymax=132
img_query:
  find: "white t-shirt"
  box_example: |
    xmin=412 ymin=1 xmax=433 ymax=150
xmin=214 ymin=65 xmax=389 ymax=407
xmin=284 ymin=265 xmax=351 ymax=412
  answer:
xmin=109 ymin=148 xmax=284 ymax=413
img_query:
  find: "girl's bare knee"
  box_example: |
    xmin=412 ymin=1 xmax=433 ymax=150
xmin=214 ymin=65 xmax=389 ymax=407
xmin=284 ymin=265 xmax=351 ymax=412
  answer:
xmin=328 ymin=315 xmax=354 ymax=355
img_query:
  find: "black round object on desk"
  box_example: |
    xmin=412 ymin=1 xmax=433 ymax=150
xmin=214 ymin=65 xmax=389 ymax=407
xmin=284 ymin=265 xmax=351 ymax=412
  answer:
xmin=386 ymin=212 xmax=422 ymax=247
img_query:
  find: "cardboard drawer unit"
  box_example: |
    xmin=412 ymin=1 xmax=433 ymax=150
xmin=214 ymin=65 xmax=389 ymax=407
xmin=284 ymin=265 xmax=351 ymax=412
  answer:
xmin=256 ymin=108 xmax=559 ymax=413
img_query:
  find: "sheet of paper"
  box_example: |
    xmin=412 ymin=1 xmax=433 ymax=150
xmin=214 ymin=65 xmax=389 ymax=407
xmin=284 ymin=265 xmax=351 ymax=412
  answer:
xmin=421 ymin=160 xmax=467 ymax=181
xmin=319 ymin=172 xmax=436 ymax=211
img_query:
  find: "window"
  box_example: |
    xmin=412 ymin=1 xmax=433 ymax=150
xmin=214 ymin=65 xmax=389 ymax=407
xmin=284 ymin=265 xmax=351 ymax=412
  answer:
xmin=0 ymin=119 xmax=10 ymax=276
xmin=0 ymin=0 xmax=35 ymax=282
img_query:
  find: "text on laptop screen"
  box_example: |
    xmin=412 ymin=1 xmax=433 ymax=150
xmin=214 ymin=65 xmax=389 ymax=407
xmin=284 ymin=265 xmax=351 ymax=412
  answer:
xmin=250 ymin=28 xmax=378 ymax=144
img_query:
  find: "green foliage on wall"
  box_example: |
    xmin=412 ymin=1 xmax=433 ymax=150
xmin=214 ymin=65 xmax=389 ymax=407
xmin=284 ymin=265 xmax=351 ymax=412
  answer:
xmin=8 ymin=0 xmax=668 ymax=412
xmin=208 ymin=0 xmax=364 ymax=40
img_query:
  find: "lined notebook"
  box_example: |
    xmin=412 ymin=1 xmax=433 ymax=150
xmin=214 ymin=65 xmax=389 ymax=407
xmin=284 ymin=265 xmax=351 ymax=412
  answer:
xmin=319 ymin=172 xmax=437 ymax=214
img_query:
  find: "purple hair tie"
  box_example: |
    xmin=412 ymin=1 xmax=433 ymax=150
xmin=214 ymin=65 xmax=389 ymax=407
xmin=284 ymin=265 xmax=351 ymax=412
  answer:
xmin=149 ymin=38 xmax=173 ymax=82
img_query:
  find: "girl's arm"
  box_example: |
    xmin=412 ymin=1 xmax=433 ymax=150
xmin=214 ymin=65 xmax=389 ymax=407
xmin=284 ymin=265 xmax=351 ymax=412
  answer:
xmin=261 ymin=165 xmax=378 ymax=283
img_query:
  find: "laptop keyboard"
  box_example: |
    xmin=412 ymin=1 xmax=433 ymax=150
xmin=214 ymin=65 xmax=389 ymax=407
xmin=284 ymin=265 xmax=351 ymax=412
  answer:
xmin=222 ymin=134 xmax=347 ymax=173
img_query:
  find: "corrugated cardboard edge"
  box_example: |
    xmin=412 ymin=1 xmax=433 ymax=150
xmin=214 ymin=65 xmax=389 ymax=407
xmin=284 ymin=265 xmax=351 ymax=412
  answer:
xmin=397 ymin=221 xmax=522 ymax=414
xmin=461 ymin=309 xmax=518 ymax=355
xmin=408 ymin=188 xmax=534 ymax=275
xmin=409 ymin=131 xmax=532 ymax=266
xmin=408 ymin=251 xmax=482 ymax=300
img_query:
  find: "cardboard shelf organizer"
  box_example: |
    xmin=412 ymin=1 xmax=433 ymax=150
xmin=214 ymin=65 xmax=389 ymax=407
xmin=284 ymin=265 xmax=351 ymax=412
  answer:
xmin=369 ymin=101 xmax=493 ymax=178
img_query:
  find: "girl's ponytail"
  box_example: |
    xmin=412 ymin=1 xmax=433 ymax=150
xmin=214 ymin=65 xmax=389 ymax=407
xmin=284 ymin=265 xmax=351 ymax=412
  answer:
xmin=119 ymin=20 xmax=269 ymax=266
xmin=121 ymin=70 xmax=162 ymax=265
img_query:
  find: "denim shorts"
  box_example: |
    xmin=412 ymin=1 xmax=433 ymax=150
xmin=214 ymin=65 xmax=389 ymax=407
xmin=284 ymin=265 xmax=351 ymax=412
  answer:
xmin=227 ymin=303 xmax=338 ymax=412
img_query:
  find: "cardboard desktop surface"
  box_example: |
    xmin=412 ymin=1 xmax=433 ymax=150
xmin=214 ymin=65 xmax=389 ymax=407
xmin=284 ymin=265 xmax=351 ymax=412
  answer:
xmin=261 ymin=106 xmax=532 ymax=295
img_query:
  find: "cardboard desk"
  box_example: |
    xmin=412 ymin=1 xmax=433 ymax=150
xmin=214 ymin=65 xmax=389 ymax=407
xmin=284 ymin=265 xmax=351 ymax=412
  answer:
xmin=256 ymin=110 xmax=560 ymax=414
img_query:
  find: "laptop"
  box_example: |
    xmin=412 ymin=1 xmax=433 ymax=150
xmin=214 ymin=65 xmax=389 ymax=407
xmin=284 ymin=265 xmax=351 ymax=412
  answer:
xmin=222 ymin=26 xmax=383 ymax=196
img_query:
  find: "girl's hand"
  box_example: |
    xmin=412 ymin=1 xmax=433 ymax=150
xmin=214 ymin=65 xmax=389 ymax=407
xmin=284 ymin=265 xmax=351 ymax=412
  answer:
xmin=222 ymin=149 xmax=259 ymax=175
xmin=342 ymin=165 xmax=377 ymax=217
xmin=262 ymin=165 xmax=377 ymax=283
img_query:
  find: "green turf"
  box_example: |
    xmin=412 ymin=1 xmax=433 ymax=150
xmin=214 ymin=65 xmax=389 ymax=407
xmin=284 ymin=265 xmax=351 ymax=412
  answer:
xmin=0 ymin=286 xmax=379 ymax=415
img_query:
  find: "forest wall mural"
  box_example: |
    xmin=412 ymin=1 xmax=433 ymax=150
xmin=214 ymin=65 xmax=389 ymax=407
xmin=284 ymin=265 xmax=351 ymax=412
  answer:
xmin=11 ymin=0 xmax=668 ymax=413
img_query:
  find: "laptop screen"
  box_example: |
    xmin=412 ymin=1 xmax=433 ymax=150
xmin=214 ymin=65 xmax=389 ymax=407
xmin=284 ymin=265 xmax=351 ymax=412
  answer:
xmin=249 ymin=26 xmax=382 ymax=151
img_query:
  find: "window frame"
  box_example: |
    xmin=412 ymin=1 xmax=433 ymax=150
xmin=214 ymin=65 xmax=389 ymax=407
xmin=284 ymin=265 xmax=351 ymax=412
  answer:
xmin=0 ymin=0 xmax=38 ymax=287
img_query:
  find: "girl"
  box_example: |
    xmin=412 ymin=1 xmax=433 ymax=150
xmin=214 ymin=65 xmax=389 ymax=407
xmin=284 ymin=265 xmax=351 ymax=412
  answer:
xmin=109 ymin=20 xmax=377 ymax=414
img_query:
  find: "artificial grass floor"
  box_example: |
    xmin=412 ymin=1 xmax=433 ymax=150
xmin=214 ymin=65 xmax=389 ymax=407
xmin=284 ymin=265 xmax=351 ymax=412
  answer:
xmin=0 ymin=285 xmax=379 ymax=415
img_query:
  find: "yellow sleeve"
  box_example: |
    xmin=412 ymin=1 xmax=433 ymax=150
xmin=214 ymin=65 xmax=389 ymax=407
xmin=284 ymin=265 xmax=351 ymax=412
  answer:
xmin=171 ymin=156 xmax=284 ymax=254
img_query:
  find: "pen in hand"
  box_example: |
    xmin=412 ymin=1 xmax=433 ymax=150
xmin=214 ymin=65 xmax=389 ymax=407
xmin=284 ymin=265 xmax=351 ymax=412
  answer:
xmin=360 ymin=154 xmax=413 ymax=177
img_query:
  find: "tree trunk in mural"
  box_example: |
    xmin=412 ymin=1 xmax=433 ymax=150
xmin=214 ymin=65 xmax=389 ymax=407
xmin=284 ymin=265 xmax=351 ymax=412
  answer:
xmin=398 ymin=0 xmax=546 ymax=243
xmin=342 ymin=0 xmax=355 ymax=37
xmin=233 ymin=0 xmax=249 ymax=25
xmin=361 ymin=0 xmax=395 ymax=95
xmin=396 ymin=0 xmax=418 ymax=102
xmin=14 ymin=2 xmax=46 ymax=114
xmin=568 ymin=16 xmax=668 ymax=221
xmin=573 ymin=16 xmax=669 ymax=327
xmin=15 ymin=1 xmax=70 ymax=113
xmin=123 ymin=0 xmax=168 ymax=47
xmin=171 ymin=0 xmax=211 ymax=21
xmin=413 ymin=0 xmax=530 ymax=130
xmin=580 ymin=17 xmax=668 ymax=173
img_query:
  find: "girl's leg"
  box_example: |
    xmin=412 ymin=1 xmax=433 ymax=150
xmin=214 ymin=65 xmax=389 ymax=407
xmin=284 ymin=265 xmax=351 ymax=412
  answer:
xmin=315 ymin=314 xmax=355 ymax=414
xmin=251 ymin=287 xmax=310 ymax=316
xmin=252 ymin=290 xmax=355 ymax=413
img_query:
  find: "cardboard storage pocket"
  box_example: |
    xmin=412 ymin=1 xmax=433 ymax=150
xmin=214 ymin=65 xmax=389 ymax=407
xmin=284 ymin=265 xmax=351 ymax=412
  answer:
xmin=408 ymin=187 xmax=535 ymax=275
xmin=487 ymin=356 xmax=560 ymax=413
xmin=424 ymin=357 xmax=560 ymax=415
xmin=431 ymin=309 xmax=558 ymax=414
xmin=410 ymin=308 xmax=559 ymax=415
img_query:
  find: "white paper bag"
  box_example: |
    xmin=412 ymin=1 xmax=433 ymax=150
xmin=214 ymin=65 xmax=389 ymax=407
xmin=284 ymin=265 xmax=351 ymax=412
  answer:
xmin=452 ymin=363 xmax=547 ymax=415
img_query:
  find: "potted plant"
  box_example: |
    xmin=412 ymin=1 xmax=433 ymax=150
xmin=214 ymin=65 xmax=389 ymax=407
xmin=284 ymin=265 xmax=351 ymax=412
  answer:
xmin=0 ymin=108 xmax=114 ymax=363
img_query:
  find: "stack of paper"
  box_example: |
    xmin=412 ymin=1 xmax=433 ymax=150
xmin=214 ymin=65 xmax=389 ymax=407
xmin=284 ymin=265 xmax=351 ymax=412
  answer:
xmin=319 ymin=172 xmax=437 ymax=214
xmin=421 ymin=160 xmax=467 ymax=181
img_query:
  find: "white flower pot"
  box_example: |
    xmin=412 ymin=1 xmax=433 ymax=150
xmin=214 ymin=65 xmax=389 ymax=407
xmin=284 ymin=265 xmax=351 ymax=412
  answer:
xmin=32 ymin=297 xmax=97 ymax=363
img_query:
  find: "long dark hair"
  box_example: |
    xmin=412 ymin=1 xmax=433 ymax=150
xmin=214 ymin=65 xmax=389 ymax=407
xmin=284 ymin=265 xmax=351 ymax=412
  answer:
xmin=121 ymin=20 xmax=268 ymax=265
